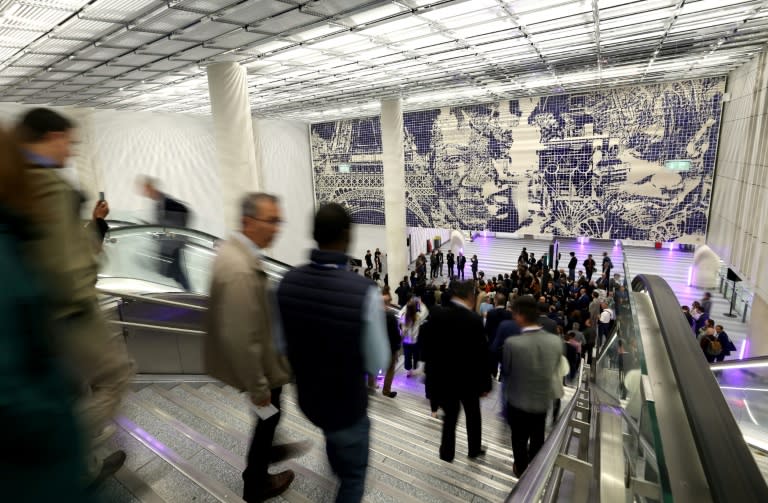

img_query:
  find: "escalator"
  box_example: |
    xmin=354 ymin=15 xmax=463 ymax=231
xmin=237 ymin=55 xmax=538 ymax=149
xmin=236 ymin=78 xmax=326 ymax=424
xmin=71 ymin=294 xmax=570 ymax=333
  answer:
xmin=98 ymin=224 xmax=289 ymax=373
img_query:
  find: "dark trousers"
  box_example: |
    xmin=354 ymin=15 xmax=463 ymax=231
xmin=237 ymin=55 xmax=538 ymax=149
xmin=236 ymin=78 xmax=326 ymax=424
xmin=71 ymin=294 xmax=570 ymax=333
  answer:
xmin=458 ymin=267 xmax=465 ymax=280
xmin=243 ymin=386 xmax=282 ymax=500
xmin=586 ymin=269 xmax=594 ymax=281
xmin=583 ymin=343 xmax=595 ymax=365
xmin=472 ymin=269 xmax=478 ymax=280
xmin=506 ymin=404 xmax=546 ymax=476
xmin=324 ymin=415 xmax=370 ymax=503
xmin=568 ymin=268 xmax=575 ymax=282
xmin=447 ymin=264 xmax=454 ymax=278
xmin=439 ymin=394 xmax=482 ymax=461
xmin=439 ymin=263 xmax=443 ymax=276
xmin=402 ymin=343 xmax=419 ymax=371
xmin=382 ymin=351 xmax=398 ymax=394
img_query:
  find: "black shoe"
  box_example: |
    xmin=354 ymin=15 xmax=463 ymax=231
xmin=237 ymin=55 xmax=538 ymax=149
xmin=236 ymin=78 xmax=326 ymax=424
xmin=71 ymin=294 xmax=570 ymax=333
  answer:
xmin=88 ymin=450 xmax=126 ymax=489
xmin=383 ymin=391 xmax=397 ymax=398
xmin=270 ymin=441 xmax=312 ymax=463
xmin=468 ymin=449 xmax=486 ymax=459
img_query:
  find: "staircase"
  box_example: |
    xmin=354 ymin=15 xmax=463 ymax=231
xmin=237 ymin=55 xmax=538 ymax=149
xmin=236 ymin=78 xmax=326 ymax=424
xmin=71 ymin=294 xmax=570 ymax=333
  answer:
xmin=96 ymin=371 xmax=522 ymax=503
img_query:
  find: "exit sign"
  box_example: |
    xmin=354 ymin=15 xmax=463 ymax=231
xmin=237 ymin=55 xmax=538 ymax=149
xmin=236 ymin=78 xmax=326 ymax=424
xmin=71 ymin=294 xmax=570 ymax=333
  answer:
xmin=338 ymin=163 xmax=351 ymax=173
xmin=665 ymin=160 xmax=691 ymax=171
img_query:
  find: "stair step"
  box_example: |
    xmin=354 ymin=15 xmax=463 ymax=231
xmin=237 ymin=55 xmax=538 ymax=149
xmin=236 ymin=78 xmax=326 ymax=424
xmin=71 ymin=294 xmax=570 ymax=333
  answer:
xmin=198 ymin=383 xmax=510 ymax=502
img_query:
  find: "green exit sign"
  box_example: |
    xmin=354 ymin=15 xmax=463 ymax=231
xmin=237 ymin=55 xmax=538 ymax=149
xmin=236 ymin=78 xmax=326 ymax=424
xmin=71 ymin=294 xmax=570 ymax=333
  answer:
xmin=338 ymin=163 xmax=351 ymax=173
xmin=665 ymin=160 xmax=691 ymax=171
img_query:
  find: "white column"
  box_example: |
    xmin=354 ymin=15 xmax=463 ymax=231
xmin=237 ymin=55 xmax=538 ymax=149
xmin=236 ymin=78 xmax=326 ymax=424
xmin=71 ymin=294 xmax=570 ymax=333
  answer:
xmin=380 ymin=98 xmax=407 ymax=284
xmin=207 ymin=62 xmax=259 ymax=231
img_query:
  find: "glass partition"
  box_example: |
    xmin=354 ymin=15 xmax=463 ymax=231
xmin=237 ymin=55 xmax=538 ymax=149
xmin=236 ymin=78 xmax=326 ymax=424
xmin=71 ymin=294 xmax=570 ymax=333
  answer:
xmin=594 ymin=253 xmax=669 ymax=501
xmin=99 ymin=224 xmax=291 ymax=295
xmin=711 ymin=358 xmax=768 ymax=453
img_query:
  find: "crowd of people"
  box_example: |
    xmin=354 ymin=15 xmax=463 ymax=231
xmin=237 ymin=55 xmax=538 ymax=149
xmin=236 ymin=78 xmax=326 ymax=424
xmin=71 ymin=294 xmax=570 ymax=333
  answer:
xmin=682 ymin=292 xmax=737 ymax=362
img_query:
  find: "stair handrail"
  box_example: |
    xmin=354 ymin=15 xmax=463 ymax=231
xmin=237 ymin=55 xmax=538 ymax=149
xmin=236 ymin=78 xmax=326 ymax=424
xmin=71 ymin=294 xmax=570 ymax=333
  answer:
xmin=98 ymin=288 xmax=208 ymax=312
xmin=505 ymin=358 xmax=586 ymax=502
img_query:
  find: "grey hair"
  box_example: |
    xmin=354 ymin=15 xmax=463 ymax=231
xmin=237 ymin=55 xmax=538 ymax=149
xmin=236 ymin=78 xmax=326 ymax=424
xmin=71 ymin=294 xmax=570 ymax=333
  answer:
xmin=241 ymin=192 xmax=279 ymax=219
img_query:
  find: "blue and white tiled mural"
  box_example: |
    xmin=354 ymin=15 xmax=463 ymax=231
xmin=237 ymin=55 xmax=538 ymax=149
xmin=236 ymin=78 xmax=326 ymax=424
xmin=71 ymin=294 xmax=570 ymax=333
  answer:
xmin=311 ymin=78 xmax=725 ymax=242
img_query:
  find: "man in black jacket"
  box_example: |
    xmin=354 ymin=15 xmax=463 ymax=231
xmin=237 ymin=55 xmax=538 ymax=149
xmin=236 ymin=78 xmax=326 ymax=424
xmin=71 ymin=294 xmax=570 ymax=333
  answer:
xmin=140 ymin=176 xmax=191 ymax=290
xmin=567 ymin=252 xmax=577 ymax=282
xmin=446 ymin=250 xmax=455 ymax=279
xmin=485 ymin=293 xmax=511 ymax=379
xmin=420 ymin=280 xmax=492 ymax=462
xmin=456 ymin=252 xmax=467 ymax=280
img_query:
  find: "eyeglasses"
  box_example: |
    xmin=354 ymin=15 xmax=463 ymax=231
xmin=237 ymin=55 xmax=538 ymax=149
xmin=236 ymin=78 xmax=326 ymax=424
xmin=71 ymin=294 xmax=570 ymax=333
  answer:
xmin=248 ymin=216 xmax=283 ymax=225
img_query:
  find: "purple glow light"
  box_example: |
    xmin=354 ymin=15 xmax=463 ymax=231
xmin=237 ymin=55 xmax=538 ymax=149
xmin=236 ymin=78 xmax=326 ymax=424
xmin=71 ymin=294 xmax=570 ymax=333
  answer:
xmin=687 ymin=266 xmax=693 ymax=286
xmin=614 ymin=239 xmax=620 ymax=247
xmin=740 ymin=340 xmax=749 ymax=359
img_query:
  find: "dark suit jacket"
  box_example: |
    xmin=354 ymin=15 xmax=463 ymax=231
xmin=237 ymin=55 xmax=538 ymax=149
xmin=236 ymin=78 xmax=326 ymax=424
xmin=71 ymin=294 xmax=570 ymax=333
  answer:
xmin=457 ymin=256 xmax=467 ymax=269
xmin=420 ymin=303 xmax=491 ymax=402
xmin=485 ymin=307 xmax=511 ymax=345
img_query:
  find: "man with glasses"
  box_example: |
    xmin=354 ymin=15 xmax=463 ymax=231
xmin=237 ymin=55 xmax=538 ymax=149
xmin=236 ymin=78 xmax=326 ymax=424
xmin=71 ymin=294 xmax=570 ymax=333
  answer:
xmin=206 ymin=193 xmax=305 ymax=502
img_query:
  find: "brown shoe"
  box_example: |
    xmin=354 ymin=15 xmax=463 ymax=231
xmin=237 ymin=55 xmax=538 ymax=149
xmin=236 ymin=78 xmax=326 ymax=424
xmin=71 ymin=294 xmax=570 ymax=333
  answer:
xmin=261 ymin=470 xmax=294 ymax=499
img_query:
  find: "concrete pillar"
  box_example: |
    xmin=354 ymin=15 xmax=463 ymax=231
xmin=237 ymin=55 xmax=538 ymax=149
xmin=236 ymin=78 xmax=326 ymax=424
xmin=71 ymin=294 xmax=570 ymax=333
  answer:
xmin=207 ymin=62 xmax=259 ymax=231
xmin=746 ymin=294 xmax=768 ymax=357
xmin=380 ymin=99 xmax=407 ymax=284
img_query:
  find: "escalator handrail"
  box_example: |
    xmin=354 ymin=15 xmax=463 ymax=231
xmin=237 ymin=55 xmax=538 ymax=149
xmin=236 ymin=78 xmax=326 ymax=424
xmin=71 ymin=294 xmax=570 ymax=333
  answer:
xmin=98 ymin=288 xmax=208 ymax=312
xmin=104 ymin=223 xmax=294 ymax=271
xmin=631 ymin=274 xmax=768 ymax=502
xmin=709 ymin=355 xmax=768 ymax=371
xmin=105 ymin=223 xmax=220 ymax=244
xmin=505 ymin=359 xmax=585 ymax=502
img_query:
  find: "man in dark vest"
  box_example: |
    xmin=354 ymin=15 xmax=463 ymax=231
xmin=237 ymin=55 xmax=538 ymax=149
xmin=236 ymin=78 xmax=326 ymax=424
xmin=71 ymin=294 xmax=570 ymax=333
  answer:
xmin=446 ymin=250 xmax=455 ymax=279
xmin=437 ymin=248 xmax=444 ymax=276
xmin=277 ymin=203 xmax=389 ymax=503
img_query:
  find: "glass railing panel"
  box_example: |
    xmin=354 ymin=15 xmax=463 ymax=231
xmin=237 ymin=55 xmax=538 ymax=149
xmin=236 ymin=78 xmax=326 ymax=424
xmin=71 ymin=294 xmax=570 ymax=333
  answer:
xmin=711 ymin=358 xmax=768 ymax=452
xmin=594 ymin=254 xmax=669 ymax=501
xmin=100 ymin=226 xmax=216 ymax=294
xmin=100 ymin=224 xmax=292 ymax=295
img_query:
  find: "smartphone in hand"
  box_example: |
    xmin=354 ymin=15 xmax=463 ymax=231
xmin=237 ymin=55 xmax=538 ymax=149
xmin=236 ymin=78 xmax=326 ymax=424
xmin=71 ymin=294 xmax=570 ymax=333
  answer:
xmin=98 ymin=191 xmax=105 ymax=201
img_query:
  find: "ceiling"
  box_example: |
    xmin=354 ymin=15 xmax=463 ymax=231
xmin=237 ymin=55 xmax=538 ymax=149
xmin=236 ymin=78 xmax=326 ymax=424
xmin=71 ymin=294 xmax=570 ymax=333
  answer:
xmin=0 ymin=0 xmax=766 ymax=122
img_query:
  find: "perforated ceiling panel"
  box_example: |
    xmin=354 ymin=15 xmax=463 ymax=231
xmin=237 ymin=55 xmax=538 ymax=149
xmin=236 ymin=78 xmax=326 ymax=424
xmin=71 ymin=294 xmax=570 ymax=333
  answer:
xmin=0 ymin=0 xmax=767 ymax=117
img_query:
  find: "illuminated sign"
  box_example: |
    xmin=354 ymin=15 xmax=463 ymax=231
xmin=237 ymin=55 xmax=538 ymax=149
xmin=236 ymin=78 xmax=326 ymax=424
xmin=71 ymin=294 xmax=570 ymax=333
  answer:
xmin=665 ymin=160 xmax=691 ymax=171
xmin=338 ymin=163 xmax=351 ymax=173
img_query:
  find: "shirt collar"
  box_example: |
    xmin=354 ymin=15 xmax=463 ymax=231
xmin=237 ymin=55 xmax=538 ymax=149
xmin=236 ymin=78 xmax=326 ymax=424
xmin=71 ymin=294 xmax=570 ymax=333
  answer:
xmin=450 ymin=298 xmax=473 ymax=311
xmin=521 ymin=325 xmax=544 ymax=333
xmin=232 ymin=231 xmax=263 ymax=259
xmin=23 ymin=150 xmax=59 ymax=168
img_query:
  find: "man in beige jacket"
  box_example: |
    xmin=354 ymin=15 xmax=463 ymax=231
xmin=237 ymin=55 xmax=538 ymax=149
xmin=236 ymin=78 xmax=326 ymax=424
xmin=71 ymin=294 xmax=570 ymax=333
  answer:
xmin=18 ymin=108 xmax=134 ymax=486
xmin=205 ymin=193 xmax=297 ymax=502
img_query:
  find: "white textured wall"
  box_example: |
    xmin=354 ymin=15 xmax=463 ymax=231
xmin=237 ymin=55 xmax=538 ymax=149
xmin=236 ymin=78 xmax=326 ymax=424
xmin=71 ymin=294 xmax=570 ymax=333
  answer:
xmin=709 ymin=52 xmax=768 ymax=356
xmin=709 ymin=52 xmax=768 ymax=301
xmin=0 ymin=103 xmax=225 ymax=237
xmin=92 ymin=109 xmax=224 ymax=237
xmin=254 ymin=118 xmax=315 ymax=265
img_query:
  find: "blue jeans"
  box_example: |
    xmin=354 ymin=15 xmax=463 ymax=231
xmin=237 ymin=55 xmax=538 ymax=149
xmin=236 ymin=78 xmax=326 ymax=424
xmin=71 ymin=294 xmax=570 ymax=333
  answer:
xmin=324 ymin=415 xmax=370 ymax=503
